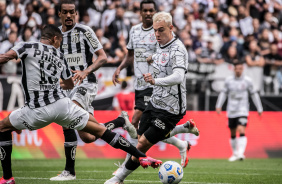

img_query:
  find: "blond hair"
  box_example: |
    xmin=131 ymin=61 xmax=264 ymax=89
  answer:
xmin=153 ymin=12 xmax=172 ymax=26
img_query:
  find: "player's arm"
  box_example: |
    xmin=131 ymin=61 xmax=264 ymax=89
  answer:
xmin=60 ymin=78 xmax=74 ymax=90
xmin=0 ymin=50 xmax=18 ymax=64
xmin=215 ymin=79 xmax=228 ymax=114
xmin=112 ymin=49 xmax=134 ymax=85
xmin=143 ymin=68 xmax=185 ymax=86
xmin=247 ymin=78 xmax=263 ymax=115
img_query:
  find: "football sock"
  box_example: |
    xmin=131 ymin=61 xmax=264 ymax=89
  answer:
xmin=104 ymin=117 xmax=125 ymax=131
xmin=101 ymin=129 xmax=146 ymax=158
xmin=237 ymin=136 xmax=247 ymax=157
xmin=63 ymin=129 xmax=77 ymax=175
xmin=0 ymin=131 xmax=13 ymax=179
xmin=125 ymin=157 xmax=140 ymax=170
xmin=122 ymin=138 xmax=138 ymax=167
xmin=162 ymin=136 xmax=186 ymax=151
xmin=230 ymin=138 xmax=237 ymax=156
xmin=169 ymin=124 xmax=189 ymax=137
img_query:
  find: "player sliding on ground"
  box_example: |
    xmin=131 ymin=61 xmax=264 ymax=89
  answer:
xmin=0 ymin=24 xmax=160 ymax=184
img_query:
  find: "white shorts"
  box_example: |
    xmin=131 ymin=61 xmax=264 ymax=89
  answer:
xmin=66 ymin=82 xmax=98 ymax=114
xmin=9 ymin=98 xmax=89 ymax=131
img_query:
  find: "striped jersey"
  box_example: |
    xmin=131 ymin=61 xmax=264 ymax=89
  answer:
xmin=151 ymin=38 xmax=189 ymax=115
xmin=11 ymin=41 xmax=72 ymax=109
xmin=59 ymin=23 xmax=103 ymax=83
xmin=127 ymin=23 xmax=157 ymax=90
xmin=216 ymin=75 xmax=263 ymax=118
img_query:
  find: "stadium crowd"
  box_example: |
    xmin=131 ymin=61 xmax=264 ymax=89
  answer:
xmin=0 ymin=0 xmax=282 ymax=94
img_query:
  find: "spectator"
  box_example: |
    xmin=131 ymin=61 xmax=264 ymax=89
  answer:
xmin=192 ymin=27 xmax=205 ymax=55
xmin=203 ymin=22 xmax=222 ymax=52
xmin=258 ymin=28 xmax=271 ymax=56
xmin=17 ymin=27 xmax=37 ymax=42
xmin=6 ymin=0 xmax=24 ymax=25
xmin=272 ymin=28 xmax=282 ymax=56
xmin=197 ymin=40 xmax=219 ymax=64
xmin=112 ymin=81 xmax=135 ymax=111
xmin=87 ymin=0 xmax=107 ymax=29
xmin=224 ymin=45 xmax=240 ymax=64
xmin=19 ymin=3 xmax=42 ymax=30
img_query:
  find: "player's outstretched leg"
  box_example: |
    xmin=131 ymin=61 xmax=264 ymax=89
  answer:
xmin=0 ymin=131 xmax=15 ymax=184
xmin=104 ymin=111 xmax=137 ymax=139
xmin=162 ymin=137 xmax=191 ymax=168
xmin=169 ymin=119 xmax=199 ymax=137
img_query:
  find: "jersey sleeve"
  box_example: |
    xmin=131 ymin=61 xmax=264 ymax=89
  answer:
xmin=60 ymin=54 xmax=73 ymax=80
xmin=83 ymin=27 xmax=103 ymax=53
xmin=11 ymin=42 xmax=27 ymax=59
xmin=126 ymin=27 xmax=134 ymax=50
xmin=171 ymin=46 xmax=188 ymax=72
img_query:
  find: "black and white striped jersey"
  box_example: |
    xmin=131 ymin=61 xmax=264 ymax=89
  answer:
xmin=151 ymin=38 xmax=189 ymax=115
xmin=127 ymin=23 xmax=157 ymax=90
xmin=59 ymin=23 xmax=103 ymax=84
xmin=12 ymin=42 xmax=72 ymax=109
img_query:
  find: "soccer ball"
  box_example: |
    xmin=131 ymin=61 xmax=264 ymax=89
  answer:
xmin=158 ymin=161 xmax=183 ymax=184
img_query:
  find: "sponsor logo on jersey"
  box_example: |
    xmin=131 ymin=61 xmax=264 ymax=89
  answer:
xmin=77 ymin=87 xmax=87 ymax=96
xmin=135 ymin=48 xmax=147 ymax=62
xmin=84 ymin=31 xmax=99 ymax=49
xmin=152 ymin=97 xmax=167 ymax=108
xmin=118 ymin=137 xmax=130 ymax=147
xmin=68 ymin=116 xmax=83 ymax=129
xmin=0 ymin=147 xmax=6 ymax=160
xmin=62 ymin=44 xmax=68 ymax=49
xmin=40 ymin=84 xmax=59 ymax=90
xmin=154 ymin=118 xmax=165 ymax=130
xmin=65 ymin=53 xmax=84 ymax=66
xmin=22 ymin=121 xmax=35 ymax=131
xmin=71 ymin=146 xmax=77 ymax=160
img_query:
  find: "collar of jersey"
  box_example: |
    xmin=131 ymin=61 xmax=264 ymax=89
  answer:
xmin=60 ymin=23 xmax=77 ymax=33
xmin=141 ymin=24 xmax=153 ymax=31
xmin=159 ymin=37 xmax=177 ymax=49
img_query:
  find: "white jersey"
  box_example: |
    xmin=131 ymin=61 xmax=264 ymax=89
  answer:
xmin=12 ymin=42 xmax=72 ymax=109
xmin=216 ymin=75 xmax=263 ymax=118
xmin=150 ymin=38 xmax=189 ymax=115
xmin=59 ymin=23 xmax=103 ymax=84
xmin=127 ymin=23 xmax=157 ymax=90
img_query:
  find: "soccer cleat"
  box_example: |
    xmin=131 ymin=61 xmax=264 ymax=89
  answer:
xmin=112 ymin=162 xmax=124 ymax=176
xmin=238 ymin=154 xmax=245 ymax=161
xmin=50 ymin=170 xmax=76 ymax=181
xmin=104 ymin=176 xmax=124 ymax=184
xmin=120 ymin=111 xmax=137 ymax=139
xmin=0 ymin=177 xmax=15 ymax=184
xmin=228 ymin=155 xmax=239 ymax=162
xmin=180 ymin=141 xmax=191 ymax=168
xmin=184 ymin=119 xmax=199 ymax=136
xmin=139 ymin=156 xmax=162 ymax=169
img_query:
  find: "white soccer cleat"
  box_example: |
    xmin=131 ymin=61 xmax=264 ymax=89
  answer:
xmin=184 ymin=119 xmax=199 ymax=136
xmin=50 ymin=170 xmax=76 ymax=181
xmin=180 ymin=141 xmax=191 ymax=168
xmin=104 ymin=176 xmax=124 ymax=184
xmin=120 ymin=111 xmax=137 ymax=139
xmin=238 ymin=154 xmax=245 ymax=161
xmin=228 ymin=155 xmax=239 ymax=162
xmin=112 ymin=162 xmax=124 ymax=176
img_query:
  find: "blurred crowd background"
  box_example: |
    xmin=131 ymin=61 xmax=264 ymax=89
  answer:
xmin=0 ymin=0 xmax=282 ymax=111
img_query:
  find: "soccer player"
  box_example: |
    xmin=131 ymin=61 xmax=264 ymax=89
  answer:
xmin=112 ymin=0 xmax=195 ymax=169
xmin=216 ymin=62 xmax=263 ymax=161
xmin=50 ymin=0 xmax=137 ymax=181
xmin=0 ymin=24 xmax=160 ymax=184
xmin=105 ymin=12 xmax=198 ymax=184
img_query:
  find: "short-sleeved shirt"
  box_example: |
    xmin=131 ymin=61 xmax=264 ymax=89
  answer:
xmin=12 ymin=42 xmax=72 ymax=109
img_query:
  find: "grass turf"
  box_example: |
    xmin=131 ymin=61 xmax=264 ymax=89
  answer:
xmin=4 ymin=158 xmax=282 ymax=184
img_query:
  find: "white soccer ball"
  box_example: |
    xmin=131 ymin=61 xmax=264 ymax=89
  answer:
xmin=158 ymin=161 xmax=184 ymax=184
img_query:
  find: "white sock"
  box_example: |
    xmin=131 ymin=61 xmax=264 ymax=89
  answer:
xmin=169 ymin=124 xmax=189 ymax=137
xmin=230 ymin=138 xmax=237 ymax=156
xmin=162 ymin=136 xmax=186 ymax=151
xmin=115 ymin=163 xmax=134 ymax=180
xmin=237 ymin=136 xmax=247 ymax=157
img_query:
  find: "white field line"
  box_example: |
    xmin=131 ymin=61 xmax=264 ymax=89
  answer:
xmin=15 ymin=177 xmax=231 ymax=184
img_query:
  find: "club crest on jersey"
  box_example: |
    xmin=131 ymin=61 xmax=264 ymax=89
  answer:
xmin=0 ymin=147 xmax=6 ymax=160
xmin=118 ymin=137 xmax=130 ymax=147
xmin=62 ymin=44 xmax=68 ymax=49
xmin=161 ymin=53 xmax=168 ymax=63
xmin=71 ymin=34 xmax=80 ymax=43
xmin=149 ymin=33 xmax=156 ymax=42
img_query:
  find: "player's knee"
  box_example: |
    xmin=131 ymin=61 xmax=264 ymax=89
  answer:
xmin=79 ymin=132 xmax=96 ymax=143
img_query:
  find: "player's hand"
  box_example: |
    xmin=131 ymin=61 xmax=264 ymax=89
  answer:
xmin=146 ymin=56 xmax=153 ymax=65
xmin=15 ymin=130 xmax=22 ymax=134
xmin=112 ymin=68 xmax=121 ymax=86
xmin=216 ymin=108 xmax=221 ymax=115
xmin=143 ymin=73 xmax=155 ymax=85
xmin=71 ymin=70 xmax=88 ymax=85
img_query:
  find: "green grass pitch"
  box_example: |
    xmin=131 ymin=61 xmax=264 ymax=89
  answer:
xmin=4 ymin=158 xmax=282 ymax=184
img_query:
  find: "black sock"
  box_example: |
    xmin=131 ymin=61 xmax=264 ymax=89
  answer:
xmin=63 ymin=129 xmax=77 ymax=175
xmin=125 ymin=157 xmax=140 ymax=171
xmin=0 ymin=131 xmax=13 ymax=179
xmin=104 ymin=117 xmax=125 ymax=130
xmin=101 ymin=129 xmax=146 ymax=158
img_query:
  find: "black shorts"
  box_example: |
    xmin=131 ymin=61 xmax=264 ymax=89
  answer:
xmin=137 ymin=102 xmax=185 ymax=144
xmin=228 ymin=117 xmax=248 ymax=129
xmin=134 ymin=88 xmax=153 ymax=112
